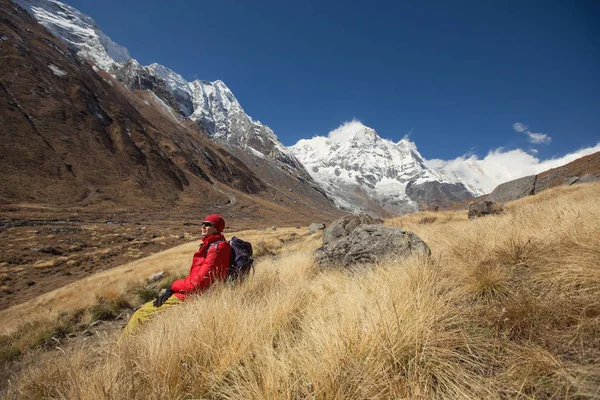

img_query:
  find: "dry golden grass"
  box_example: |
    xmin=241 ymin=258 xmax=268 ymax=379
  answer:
xmin=0 ymin=227 xmax=308 ymax=334
xmin=2 ymin=183 xmax=600 ymax=399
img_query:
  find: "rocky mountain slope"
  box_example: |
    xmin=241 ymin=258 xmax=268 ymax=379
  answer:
xmin=11 ymin=0 xmax=311 ymax=183
xmin=1 ymin=0 xmax=339 ymax=221
xmin=291 ymin=121 xmax=474 ymax=214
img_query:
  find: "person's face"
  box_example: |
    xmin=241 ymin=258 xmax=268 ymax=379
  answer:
xmin=201 ymin=221 xmax=218 ymax=238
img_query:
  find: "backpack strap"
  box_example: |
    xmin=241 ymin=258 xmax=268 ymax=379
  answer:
xmin=208 ymin=240 xmax=226 ymax=252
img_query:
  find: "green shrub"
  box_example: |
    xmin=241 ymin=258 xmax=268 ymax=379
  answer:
xmin=132 ymin=285 xmax=159 ymax=303
xmin=88 ymin=294 xmax=131 ymax=321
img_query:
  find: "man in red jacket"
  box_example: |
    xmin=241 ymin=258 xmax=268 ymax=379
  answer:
xmin=121 ymin=214 xmax=231 ymax=336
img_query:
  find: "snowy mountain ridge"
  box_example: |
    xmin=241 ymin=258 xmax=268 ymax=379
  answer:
xmin=291 ymin=120 xmax=475 ymax=213
xmin=12 ymin=0 xmax=305 ymax=176
xmin=12 ymin=0 xmax=130 ymax=70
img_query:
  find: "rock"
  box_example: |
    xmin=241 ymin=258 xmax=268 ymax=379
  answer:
xmin=563 ymin=176 xmax=580 ymax=186
xmin=322 ymin=214 xmax=380 ymax=246
xmin=33 ymin=260 xmax=56 ymax=269
xmin=1 ymin=286 xmax=13 ymax=294
xmin=149 ymin=271 xmax=165 ymax=282
xmin=31 ymin=246 xmax=62 ymax=255
xmin=314 ymin=224 xmax=430 ymax=268
xmin=578 ymin=173 xmax=599 ymax=184
xmin=486 ymin=175 xmax=537 ymax=203
xmin=68 ymin=243 xmax=86 ymax=252
xmin=468 ymin=200 xmax=504 ymax=219
xmin=308 ymin=223 xmax=326 ymax=234
xmin=564 ymin=174 xmax=598 ymax=186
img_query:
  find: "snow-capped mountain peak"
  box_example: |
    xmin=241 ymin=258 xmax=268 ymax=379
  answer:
xmin=293 ymin=120 xmax=443 ymax=182
xmin=146 ymin=63 xmax=189 ymax=96
xmin=291 ymin=121 xmax=475 ymax=213
xmin=12 ymin=0 xmax=131 ymax=70
xmin=327 ymin=119 xmax=379 ymax=145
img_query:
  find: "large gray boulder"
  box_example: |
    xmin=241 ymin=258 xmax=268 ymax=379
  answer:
xmin=563 ymin=173 xmax=599 ymax=186
xmin=322 ymin=214 xmax=381 ymax=245
xmin=563 ymin=176 xmax=580 ymax=186
xmin=486 ymin=175 xmax=537 ymax=203
xmin=308 ymin=223 xmax=326 ymax=234
xmin=579 ymin=173 xmax=599 ymax=183
xmin=468 ymin=200 xmax=504 ymax=219
xmin=314 ymin=224 xmax=431 ymax=268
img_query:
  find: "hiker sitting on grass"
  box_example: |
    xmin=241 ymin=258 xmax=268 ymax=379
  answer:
xmin=121 ymin=214 xmax=231 ymax=336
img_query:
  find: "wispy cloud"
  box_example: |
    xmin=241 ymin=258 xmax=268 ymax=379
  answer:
xmin=401 ymin=128 xmax=413 ymax=143
xmin=512 ymin=122 xmax=528 ymax=133
xmin=526 ymin=131 xmax=551 ymax=144
xmin=427 ymin=143 xmax=600 ymax=194
xmin=512 ymin=122 xmax=551 ymax=144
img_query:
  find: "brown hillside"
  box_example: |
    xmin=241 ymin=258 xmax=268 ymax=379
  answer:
xmin=535 ymin=151 xmax=600 ymax=191
xmin=0 ymin=0 xmax=264 ymax=208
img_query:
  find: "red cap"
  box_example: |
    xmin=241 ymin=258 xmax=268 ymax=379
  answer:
xmin=203 ymin=214 xmax=225 ymax=233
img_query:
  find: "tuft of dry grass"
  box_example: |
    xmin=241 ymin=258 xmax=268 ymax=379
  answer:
xmin=2 ymin=183 xmax=600 ymax=399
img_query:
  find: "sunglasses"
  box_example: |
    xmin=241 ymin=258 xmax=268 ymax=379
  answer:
xmin=201 ymin=222 xmax=213 ymax=227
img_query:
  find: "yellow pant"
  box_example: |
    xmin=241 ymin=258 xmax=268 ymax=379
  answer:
xmin=120 ymin=295 xmax=182 ymax=338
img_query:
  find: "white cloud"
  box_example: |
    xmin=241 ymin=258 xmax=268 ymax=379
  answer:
xmin=512 ymin=122 xmax=551 ymax=144
xmin=512 ymin=122 xmax=529 ymax=132
xmin=327 ymin=119 xmax=367 ymax=143
xmin=526 ymin=131 xmax=551 ymax=144
xmin=427 ymin=143 xmax=600 ymax=194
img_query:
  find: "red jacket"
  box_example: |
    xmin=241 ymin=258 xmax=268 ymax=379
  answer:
xmin=170 ymin=234 xmax=231 ymax=301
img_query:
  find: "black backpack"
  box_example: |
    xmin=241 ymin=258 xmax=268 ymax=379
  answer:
xmin=227 ymin=236 xmax=254 ymax=281
xmin=210 ymin=237 xmax=254 ymax=282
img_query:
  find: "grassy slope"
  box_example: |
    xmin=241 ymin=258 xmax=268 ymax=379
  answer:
xmin=3 ymin=183 xmax=600 ymax=399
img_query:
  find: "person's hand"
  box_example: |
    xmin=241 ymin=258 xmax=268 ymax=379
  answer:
xmin=153 ymin=288 xmax=174 ymax=307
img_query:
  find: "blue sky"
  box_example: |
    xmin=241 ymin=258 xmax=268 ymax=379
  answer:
xmin=65 ymin=0 xmax=599 ymax=162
